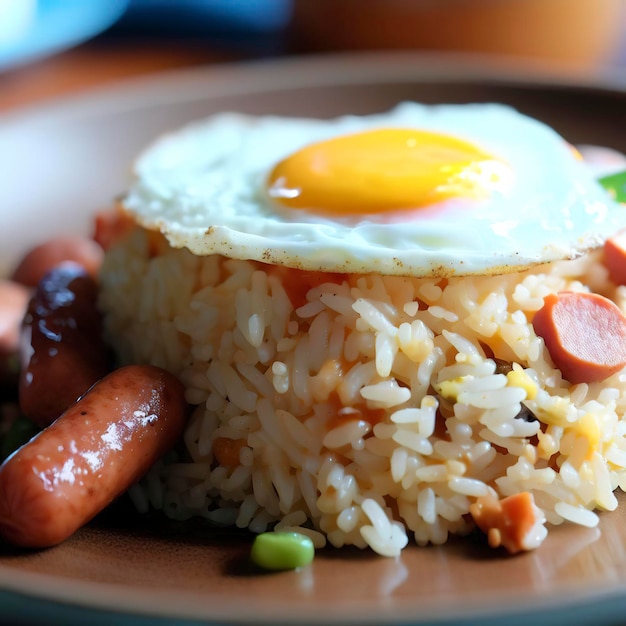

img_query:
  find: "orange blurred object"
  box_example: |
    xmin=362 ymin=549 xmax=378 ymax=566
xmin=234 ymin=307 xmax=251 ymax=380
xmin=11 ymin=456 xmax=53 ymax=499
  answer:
xmin=290 ymin=0 xmax=624 ymax=68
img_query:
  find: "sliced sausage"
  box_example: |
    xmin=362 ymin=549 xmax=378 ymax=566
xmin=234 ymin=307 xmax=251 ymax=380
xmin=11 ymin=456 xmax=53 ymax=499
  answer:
xmin=11 ymin=236 xmax=104 ymax=287
xmin=604 ymin=229 xmax=626 ymax=286
xmin=0 ymin=365 xmax=187 ymax=548
xmin=19 ymin=262 xmax=109 ymax=426
xmin=92 ymin=205 xmax=135 ymax=251
xmin=532 ymin=291 xmax=626 ymax=384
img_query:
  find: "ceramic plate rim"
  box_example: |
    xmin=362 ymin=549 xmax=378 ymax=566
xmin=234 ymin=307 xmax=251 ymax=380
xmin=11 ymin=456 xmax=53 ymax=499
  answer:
xmin=2 ymin=50 xmax=626 ymax=625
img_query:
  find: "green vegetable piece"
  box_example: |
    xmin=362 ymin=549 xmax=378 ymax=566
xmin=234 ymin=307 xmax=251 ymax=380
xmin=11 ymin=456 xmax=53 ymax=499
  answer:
xmin=250 ymin=531 xmax=315 ymax=570
xmin=599 ymin=170 xmax=626 ymax=204
xmin=1 ymin=414 xmax=39 ymax=462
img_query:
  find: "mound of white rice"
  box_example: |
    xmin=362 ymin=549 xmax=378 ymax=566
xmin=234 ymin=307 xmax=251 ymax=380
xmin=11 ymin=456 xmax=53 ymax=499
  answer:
xmin=99 ymin=227 xmax=626 ymax=556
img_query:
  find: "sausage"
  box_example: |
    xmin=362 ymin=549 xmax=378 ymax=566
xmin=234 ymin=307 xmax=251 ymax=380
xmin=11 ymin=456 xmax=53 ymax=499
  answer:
xmin=92 ymin=205 xmax=135 ymax=251
xmin=604 ymin=229 xmax=626 ymax=286
xmin=0 ymin=365 xmax=187 ymax=548
xmin=532 ymin=291 xmax=626 ymax=384
xmin=0 ymin=280 xmax=30 ymax=386
xmin=11 ymin=236 xmax=104 ymax=288
xmin=19 ymin=262 xmax=109 ymax=427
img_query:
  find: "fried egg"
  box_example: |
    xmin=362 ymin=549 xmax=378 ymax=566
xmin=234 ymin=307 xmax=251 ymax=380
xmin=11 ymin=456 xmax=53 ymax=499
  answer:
xmin=123 ymin=103 xmax=626 ymax=276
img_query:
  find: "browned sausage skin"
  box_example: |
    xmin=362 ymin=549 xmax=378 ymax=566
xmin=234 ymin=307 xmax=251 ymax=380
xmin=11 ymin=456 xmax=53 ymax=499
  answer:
xmin=0 ymin=365 xmax=187 ymax=548
xmin=11 ymin=236 xmax=104 ymax=288
xmin=19 ymin=262 xmax=109 ymax=427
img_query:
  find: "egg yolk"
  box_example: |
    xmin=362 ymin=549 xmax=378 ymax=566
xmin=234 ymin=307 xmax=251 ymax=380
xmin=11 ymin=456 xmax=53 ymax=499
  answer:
xmin=267 ymin=128 xmax=510 ymax=216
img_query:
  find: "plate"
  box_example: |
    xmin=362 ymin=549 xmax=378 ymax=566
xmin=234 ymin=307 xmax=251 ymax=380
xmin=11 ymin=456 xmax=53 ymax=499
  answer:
xmin=2 ymin=52 xmax=626 ymax=626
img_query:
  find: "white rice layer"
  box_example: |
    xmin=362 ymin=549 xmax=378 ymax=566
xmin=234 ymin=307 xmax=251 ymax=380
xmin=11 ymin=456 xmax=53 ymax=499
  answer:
xmin=99 ymin=228 xmax=626 ymax=556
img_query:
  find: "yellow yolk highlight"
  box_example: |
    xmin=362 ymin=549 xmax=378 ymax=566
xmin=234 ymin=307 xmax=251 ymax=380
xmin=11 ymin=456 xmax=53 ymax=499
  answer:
xmin=267 ymin=128 xmax=509 ymax=216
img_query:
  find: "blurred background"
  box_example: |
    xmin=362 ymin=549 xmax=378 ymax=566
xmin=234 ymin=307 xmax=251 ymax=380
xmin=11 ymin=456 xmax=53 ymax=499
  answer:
xmin=1 ymin=0 xmax=625 ymax=111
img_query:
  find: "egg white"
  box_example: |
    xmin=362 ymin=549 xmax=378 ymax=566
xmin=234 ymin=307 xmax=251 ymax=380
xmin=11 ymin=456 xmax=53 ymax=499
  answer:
xmin=123 ymin=103 xmax=625 ymax=276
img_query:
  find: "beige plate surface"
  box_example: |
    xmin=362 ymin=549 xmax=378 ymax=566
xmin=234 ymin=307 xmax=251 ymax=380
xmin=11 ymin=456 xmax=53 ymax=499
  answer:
xmin=1 ymin=52 xmax=626 ymax=626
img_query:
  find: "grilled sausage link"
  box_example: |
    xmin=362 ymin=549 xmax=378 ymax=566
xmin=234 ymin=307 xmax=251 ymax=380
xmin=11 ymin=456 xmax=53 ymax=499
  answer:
xmin=11 ymin=236 xmax=104 ymax=288
xmin=0 ymin=365 xmax=187 ymax=548
xmin=19 ymin=262 xmax=109 ymax=427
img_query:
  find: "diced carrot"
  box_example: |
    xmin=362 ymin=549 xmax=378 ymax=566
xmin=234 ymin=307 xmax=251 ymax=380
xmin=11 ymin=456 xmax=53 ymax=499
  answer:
xmin=327 ymin=406 xmax=386 ymax=432
xmin=269 ymin=265 xmax=346 ymax=309
xmin=604 ymin=229 xmax=626 ymax=286
xmin=325 ymin=390 xmax=387 ymax=431
xmin=532 ymin=291 xmax=626 ymax=384
xmin=212 ymin=437 xmax=247 ymax=467
xmin=469 ymin=492 xmax=545 ymax=554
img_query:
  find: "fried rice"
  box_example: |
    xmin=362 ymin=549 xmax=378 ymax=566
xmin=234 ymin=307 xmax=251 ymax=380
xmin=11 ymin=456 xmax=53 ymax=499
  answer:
xmin=98 ymin=226 xmax=626 ymax=556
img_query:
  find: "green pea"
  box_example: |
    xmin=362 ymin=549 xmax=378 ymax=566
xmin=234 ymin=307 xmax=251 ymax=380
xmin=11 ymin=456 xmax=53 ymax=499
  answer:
xmin=599 ymin=170 xmax=626 ymax=204
xmin=250 ymin=531 xmax=315 ymax=570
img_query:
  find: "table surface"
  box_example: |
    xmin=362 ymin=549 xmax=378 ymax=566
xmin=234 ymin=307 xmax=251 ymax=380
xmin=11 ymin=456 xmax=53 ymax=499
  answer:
xmin=2 ymin=35 xmax=625 ymax=115
xmin=0 ymin=40 xmax=245 ymax=113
